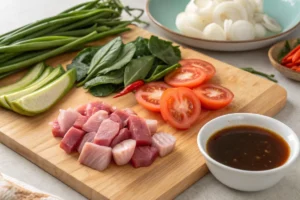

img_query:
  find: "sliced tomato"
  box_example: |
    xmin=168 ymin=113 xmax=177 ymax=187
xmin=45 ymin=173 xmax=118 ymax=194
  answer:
xmin=164 ymin=66 xmax=207 ymax=88
xmin=135 ymin=82 xmax=171 ymax=112
xmin=193 ymin=84 xmax=234 ymax=110
xmin=179 ymin=59 xmax=216 ymax=81
xmin=160 ymin=87 xmax=201 ymax=130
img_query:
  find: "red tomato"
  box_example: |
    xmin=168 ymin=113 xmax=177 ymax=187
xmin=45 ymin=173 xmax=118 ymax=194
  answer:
xmin=180 ymin=59 xmax=216 ymax=81
xmin=193 ymin=84 xmax=234 ymax=110
xmin=164 ymin=66 xmax=207 ymax=88
xmin=135 ymin=82 xmax=171 ymax=112
xmin=160 ymin=87 xmax=201 ymax=130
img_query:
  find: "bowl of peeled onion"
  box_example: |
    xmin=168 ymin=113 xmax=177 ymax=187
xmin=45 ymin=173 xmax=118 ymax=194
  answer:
xmin=146 ymin=0 xmax=300 ymax=51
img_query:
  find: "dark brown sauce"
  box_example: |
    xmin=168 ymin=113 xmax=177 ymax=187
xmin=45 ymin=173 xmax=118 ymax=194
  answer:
xmin=207 ymin=125 xmax=290 ymax=171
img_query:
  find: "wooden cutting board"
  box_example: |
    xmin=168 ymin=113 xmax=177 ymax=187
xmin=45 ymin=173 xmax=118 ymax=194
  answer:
xmin=0 ymin=26 xmax=287 ymax=200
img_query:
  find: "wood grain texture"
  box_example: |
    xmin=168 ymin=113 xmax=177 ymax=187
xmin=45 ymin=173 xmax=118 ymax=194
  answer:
xmin=0 ymin=26 xmax=287 ymax=200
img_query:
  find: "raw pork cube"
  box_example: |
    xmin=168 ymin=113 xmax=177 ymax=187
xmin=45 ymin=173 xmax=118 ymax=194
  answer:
xmin=94 ymin=119 xmax=120 ymax=146
xmin=145 ymin=119 xmax=158 ymax=134
xmin=99 ymin=102 xmax=114 ymax=114
xmin=79 ymin=143 xmax=112 ymax=171
xmin=113 ymin=109 xmax=130 ymax=122
xmin=60 ymin=127 xmax=85 ymax=154
xmin=112 ymin=139 xmax=136 ymax=165
xmin=111 ymin=128 xmax=131 ymax=147
xmin=152 ymin=133 xmax=176 ymax=157
xmin=110 ymin=113 xmax=123 ymax=129
xmin=77 ymin=132 xmax=96 ymax=153
xmin=51 ymin=120 xmax=64 ymax=137
xmin=57 ymin=108 xmax=79 ymax=134
xmin=127 ymin=115 xmax=152 ymax=146
xmin=85 ymin=101 xmax=102 ymax=117
xmin=131 ymin=146 xmax=158 ymax=168
xmin=76 ymin=104 xmax=87 ymax=116
xmin=73 ymin=115 xmax=88 ymax=129
xmin=82 ymin=110 xmax=108 ymax=133
xmin=122 ymin=108 xmax=136 ymax=116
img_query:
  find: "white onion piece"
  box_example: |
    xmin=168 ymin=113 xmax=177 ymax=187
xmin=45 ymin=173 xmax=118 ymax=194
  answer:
xmin=234 ymin=0 xmax=255 ymax=19
xmin=194 ymin=0 xmax=215 ymax=17
xmin=262 ymin=15 xmax=282 ymax=32
xmin=185 ymin=1 xmax=198 ymax=13
xmin=254 ymin=13 xmax=264 ymax=22
xmin=213 ymin=2 xmax=248 ymax=25
xmin=203 ymin=23 xmax=226 ymax=40
xmin=185 ymin=13 xmax=211 ymax=30
xmin=224 ymin=19 xmax=233 ymax=40
xmin=254 ymin=23 xmax=266 ymax=38
xmin=176 ymin=12 xmax=203 ymax=38
xmin=229 ymin=20 xmax=255 ymax=40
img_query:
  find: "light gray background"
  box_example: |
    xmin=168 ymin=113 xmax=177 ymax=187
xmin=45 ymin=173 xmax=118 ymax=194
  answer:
xmin=0 ymin=0 xmax=299 ymax=199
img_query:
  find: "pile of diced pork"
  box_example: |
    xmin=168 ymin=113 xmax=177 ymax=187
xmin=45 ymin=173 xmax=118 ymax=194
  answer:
xmin=50 ymin=101 xmax=176 ymax=171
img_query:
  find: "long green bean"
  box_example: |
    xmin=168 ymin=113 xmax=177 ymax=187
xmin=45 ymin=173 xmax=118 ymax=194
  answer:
xmin=52 ymin=11 xmax=115 ymax=33
xmin=52 ymin=25 xmax=110 ymax=37
xmin=0 ymin=10 xmax=93 ymax=41
xmin=1 ymin=9 xmax=113 ymax=45
xmin=0 ymin=38 xmax=76 ymax=53
xmin=0 ymin=31 xmax=98 ymax=73
xmin=60 ymin=1 xmax=92 ymax=14
xmin=14 ymin=36 xmax=77 ymax=45
xmin=0 ymin=53 xmax=21 ymax=63
xmin=0 ymin=50 xmax=50 ymax=67
xmin=0 ymin=70 xmax=19 ymax=79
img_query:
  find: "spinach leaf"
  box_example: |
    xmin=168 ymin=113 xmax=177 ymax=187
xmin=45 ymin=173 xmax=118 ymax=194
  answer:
xmin=145 ymin=63 xmax=180 ymax=82
xmin=67 ymin=46 xmax=101 ymax=81
xmin=278 ymin=41 xmax=291 ymax=62
xmin=84 ymin=69 xmax=124 ymax=89
xmin=148 ymin=36 xmax=181 ymax=65
xmin=124 ymin=56 xmax=154 ymax=86
xmin=89 ymin=84 xmax=117 ymax=97
xmin=132 ymin=37 xmax=151 ymax=58
xmin=73 ymin=46 xmax=101 ymax=65
xmin=67 ymin=61 xmax=89 ymax=81
xmin=98 ymin=43 xmax=136 ymax=74
xmin=87 ymin=37 xmax=123 ymax=79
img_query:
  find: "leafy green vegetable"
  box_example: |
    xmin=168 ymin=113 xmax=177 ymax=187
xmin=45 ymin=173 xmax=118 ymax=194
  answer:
xmin=86 ymin=37 xmax=123 ymax=81
xmin=148 ymin=36 xmax=181 ymax=65
xmin=84 ymin=69 xmax=124 ymax=89
xmin=73 ymin=46 xmax=101 ymax=64
xmin=89 ymin=84 xmax=117 ymax=97
xmin=145 ymin=63 xmax=180 ymax=82
xmin=278 ymin=41 xmax=291 ymax=62
xmin=67 ymin=46 xmax=101 ymax=81
xmin=132 ymin=37 xmax=151 ymax=58
xmin=98 ymin=43 xmax=136 ymax=74
xmin=124 ymin=56 xmax=154 ymax=86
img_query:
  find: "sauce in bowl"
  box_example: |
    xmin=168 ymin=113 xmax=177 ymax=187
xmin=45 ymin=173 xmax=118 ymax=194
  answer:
xmin=207 ymin=125 xmax=290 ymax=171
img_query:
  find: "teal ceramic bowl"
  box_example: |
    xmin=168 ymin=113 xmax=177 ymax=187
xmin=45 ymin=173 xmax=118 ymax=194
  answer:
xmin=146 ymin=0 xmax=300 ymax=51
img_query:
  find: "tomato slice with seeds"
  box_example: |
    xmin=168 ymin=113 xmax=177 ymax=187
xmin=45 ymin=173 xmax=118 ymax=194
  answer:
xmin=160 ymin=87 xmax=201 ymax=130
xmin=193 ymin=84 xmax=234 ymax=110
xmin=135 ymin=82 xmax=171 ymax=112
xmin=179 ymin=59 xmax=216 ymax=81
xmin=164 ymin=66 xmax=207 ymax=88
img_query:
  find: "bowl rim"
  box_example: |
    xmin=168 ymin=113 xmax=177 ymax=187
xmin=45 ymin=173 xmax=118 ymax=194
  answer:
xmin=146 ymin=0 xmax=300 ymax=44
xmin=197 ymin=113 xmax=300 ymax=174
xmin=268 ymin=39 xmax=300 ymax=74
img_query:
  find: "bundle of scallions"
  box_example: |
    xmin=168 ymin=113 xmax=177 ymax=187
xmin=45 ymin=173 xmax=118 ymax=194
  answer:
xmin=0 ymin=0 xmax=146 ymax=80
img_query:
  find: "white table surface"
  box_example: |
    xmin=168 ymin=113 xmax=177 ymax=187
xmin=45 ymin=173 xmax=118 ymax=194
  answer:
xmin=0 ymin=0 xmax=299 ymax=199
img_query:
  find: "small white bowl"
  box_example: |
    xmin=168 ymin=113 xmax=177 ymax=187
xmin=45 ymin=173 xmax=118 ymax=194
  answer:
xmin=197 ymin=113 xmax=300 ymax=191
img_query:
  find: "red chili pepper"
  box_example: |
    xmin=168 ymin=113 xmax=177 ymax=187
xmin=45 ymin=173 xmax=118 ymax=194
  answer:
xmin=282 ymin=44 xmax=300 ymax=63
xmin=113 ymin=80 xmax=145 ymax=98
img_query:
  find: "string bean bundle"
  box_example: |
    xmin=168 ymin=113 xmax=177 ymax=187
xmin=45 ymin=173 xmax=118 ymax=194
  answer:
xmin=0 ymin=0 xmax=145 ymax=78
